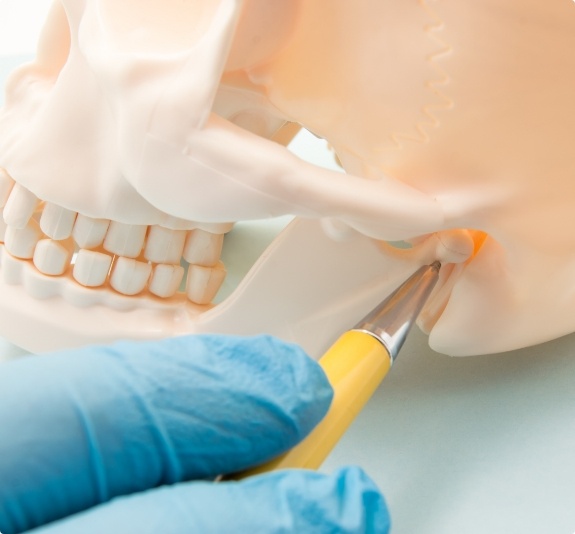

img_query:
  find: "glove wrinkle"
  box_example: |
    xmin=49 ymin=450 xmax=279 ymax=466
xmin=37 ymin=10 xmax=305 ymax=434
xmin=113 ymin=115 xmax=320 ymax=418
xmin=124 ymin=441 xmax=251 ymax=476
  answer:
xmin=114 ymin=355 xmax=184 ymax=486
xmin=67 ymin=391 xmax=110 ymax=505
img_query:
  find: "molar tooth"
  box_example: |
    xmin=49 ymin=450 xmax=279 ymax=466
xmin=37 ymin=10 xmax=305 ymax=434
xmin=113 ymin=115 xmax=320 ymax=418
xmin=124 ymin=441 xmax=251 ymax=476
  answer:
xmin=73 ymin=214 xmax=110 ymax=249
xmin=0 ymin=168 xmax=15 ymax=208
xmin=144 ymin=225 xmax=187 ymax=264
xmin=185 ymin=261 xmax=226 ymax=305
xmin=103 ymin=222 xmax=147 ymax=258
xmin=149 ymin=264 xmax=185 ymax=298
xmin=109 ymin=257 xmax=152 ymax=296
xmin=4 ymin=219 xmax=43 ymax=259
xmin=183 ymin=229 xmax=224 ymax=267
xmin=40 ymin=203 xmax=77 ymax=240
xmin=3 ymin=183 xmax=40 ymax=229
xmin=33 ymin=238 xmax=74 ymax=276
xmin=73 ymin=249 xmax=113 ymax=287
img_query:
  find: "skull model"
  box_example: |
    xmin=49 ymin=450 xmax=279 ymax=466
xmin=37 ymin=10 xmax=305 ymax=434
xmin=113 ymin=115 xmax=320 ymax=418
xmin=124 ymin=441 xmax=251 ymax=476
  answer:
xmin=0 ymin=0 xmax=573 ymax=357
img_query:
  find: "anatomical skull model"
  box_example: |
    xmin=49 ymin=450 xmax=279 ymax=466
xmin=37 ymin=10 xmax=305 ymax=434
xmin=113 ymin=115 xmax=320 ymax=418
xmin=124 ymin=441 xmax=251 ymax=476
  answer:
xmin=0 ymin=0 xmax=573 ymax=357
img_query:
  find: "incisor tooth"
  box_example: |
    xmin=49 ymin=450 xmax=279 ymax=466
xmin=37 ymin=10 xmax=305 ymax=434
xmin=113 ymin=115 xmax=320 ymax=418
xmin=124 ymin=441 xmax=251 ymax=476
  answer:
xmin=40 ymin=203 xmax=77 ymax=240
xmin=144 ymin=226 xmax=186 ymax=264
xmin=103 ymin=222 xmax=147 ymax=258
xmin=3 ymin=183 xmax=40 ymax=229
xmin=73 ymin=249 xmax=113 ymax=287
xmin=4 ymin=219 xmax=43 ymax=259
xmin=73 ymin=214 xmax=110 ymax=249
xmin=33 ymin=238 xmax=74 ymax=276
xmin=149 ymin=264 xmax=185 ymax=298
xmin=0 ymin=168 xmax=15 ymax=208
xmin=183 ymin=229 xmax=224 ymax=267
xmin=109 ymin=257 xmax=152 ymax=296
xmin=185 ymin=261 xmax=226 ymax=305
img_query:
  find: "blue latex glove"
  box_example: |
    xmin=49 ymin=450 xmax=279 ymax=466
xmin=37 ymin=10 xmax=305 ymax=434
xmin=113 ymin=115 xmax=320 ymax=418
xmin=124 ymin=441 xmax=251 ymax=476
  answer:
xmin=0 ymin=334 xmax=390 ymax=533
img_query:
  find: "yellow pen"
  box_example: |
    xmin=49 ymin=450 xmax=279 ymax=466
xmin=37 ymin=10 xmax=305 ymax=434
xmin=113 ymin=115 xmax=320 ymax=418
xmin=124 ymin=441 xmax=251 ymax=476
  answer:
xmin=236 ymin=261 xmax=441 ymax=478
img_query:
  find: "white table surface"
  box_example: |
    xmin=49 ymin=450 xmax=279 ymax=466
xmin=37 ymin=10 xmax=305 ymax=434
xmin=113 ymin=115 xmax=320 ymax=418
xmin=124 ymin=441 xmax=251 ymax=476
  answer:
xmin=1 ymin=5 xmax=575 ymax=532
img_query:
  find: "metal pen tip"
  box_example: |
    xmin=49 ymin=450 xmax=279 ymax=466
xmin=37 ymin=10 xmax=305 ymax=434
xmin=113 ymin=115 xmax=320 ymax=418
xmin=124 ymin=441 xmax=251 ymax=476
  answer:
xmin=353 ymin=262 xmax=442 ymax=362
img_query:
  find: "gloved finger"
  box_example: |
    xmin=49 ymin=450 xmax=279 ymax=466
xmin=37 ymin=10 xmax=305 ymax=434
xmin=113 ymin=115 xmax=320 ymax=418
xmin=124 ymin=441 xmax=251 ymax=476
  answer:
xmin=0 ymin=334 xmax=332 ymax=534
xmin=28 ymin=467 xmax=390 ymax=534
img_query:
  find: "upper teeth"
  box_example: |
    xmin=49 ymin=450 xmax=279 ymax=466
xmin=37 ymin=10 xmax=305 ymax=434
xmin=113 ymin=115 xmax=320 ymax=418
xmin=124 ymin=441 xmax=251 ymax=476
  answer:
xmin=0 ymin=169 xmax=230 ymax=305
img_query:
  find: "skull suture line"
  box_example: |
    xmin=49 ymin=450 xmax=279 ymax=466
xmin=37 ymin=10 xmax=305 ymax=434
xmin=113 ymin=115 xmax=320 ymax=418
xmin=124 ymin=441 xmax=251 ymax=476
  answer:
xmin=0 ymin=0 xmax=573 ymax=357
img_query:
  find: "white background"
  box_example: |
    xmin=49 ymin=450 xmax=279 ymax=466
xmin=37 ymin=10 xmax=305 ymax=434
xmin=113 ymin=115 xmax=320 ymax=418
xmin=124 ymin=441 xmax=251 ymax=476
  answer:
xmin=1 ymin=1 xmax=575 ymax=532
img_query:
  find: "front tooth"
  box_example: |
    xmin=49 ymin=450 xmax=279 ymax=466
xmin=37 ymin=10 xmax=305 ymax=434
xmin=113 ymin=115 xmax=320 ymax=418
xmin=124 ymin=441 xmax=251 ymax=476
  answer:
xmin=183 ymin=229 xmax=224 ymax=267
xmin=185 ymin=261 xmax=226 ymax=305
xmin=109 ymin=257 xmax=152 ymax=296
xmin=3 ymin=183 xmax=40 ymax=229
xmin=4 ymin=219 xmax=43 ymax=259
xmin=33 ymin=238 xmax=74 ymax=276
xmin=149 ymin=264 xmax=185 ymax=298
xmin=40 ymin=203 xmax=77 ymax=240
xmin=103 ymin=222 xmax=147 ymax=258
xmin=144 ymin=226 xmax=187 ymax=264
xmin=73 ymin=214 xmax=110 ymax=249
xmin=73 ymin=249 xmax=113 ymax=287
xmin=0 ymin=168 xmax=15 ymax=208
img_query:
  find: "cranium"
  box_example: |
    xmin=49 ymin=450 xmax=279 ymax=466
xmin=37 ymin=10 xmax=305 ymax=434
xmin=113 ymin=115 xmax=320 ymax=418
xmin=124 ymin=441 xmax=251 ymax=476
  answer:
xmin=0 ymin=0 xmax=573 ymax=357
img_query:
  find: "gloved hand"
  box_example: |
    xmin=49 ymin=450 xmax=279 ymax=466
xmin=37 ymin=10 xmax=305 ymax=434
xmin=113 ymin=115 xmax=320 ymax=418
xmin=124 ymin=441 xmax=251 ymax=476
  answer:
xmin=0 ymin=334 xmax=390 ymax=533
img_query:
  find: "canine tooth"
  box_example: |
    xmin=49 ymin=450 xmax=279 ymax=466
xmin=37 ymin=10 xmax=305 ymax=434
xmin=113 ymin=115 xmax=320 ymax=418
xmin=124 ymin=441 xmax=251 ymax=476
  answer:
xmin=144 ymin=226 xmax=187 ymax=264
xmin=109 ymin=257 xmax=152 ymax=296
xmin=73 ymin=249 xmax=113 ymax=287
xmin=149 ymin=264 xmax=185 ymax=298
xmin=183 ymin=229 xmax=224 ymax=267
xmin=0 ymin=168 xmax=15 ymax=208
xmin=33 ymin=238 xmax=74 ymax=276
xmin=103 ymin=222 xmax=147 ymax=258
xmin=194 ymin=222 xmax=234 ymax=234
xmin=3 ymin=183 xmax=40 ymax=229
xmin=40 ymin=203 xmax=77 ymax=240
xmin=4 ymin=219 xmax=43 ymax=259
xmin=185 ymin=261 xmax=226 ymax=305
xmin=73 ymin=214 xmax=110 ymax=249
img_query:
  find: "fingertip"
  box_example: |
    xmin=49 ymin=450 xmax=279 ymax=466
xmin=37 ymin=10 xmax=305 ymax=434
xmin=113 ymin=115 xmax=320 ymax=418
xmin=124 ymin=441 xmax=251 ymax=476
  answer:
xmin=106 ymin=333 xmax=335 ymax=468
xmin=332 ymin=466 xmax=392 ymax=534
xmin=239 ymin=466 xmax=391 ymax=533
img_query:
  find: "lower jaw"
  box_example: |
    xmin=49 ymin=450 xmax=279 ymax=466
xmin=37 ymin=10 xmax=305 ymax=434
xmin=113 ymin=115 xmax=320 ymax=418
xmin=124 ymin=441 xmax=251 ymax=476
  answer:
xmin=0 ymin=212 xmax=431 ymax=358
xmin=0 ymin=216 xmax=285 ymax=353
